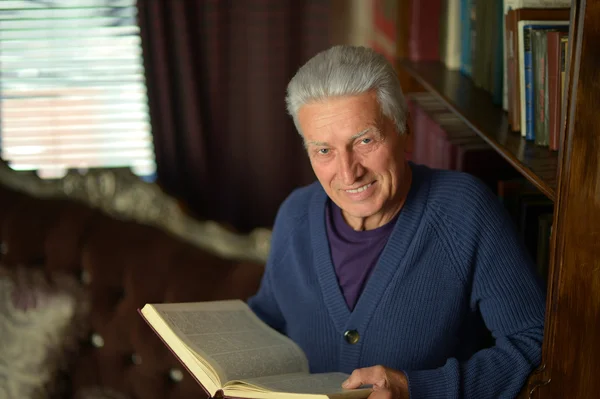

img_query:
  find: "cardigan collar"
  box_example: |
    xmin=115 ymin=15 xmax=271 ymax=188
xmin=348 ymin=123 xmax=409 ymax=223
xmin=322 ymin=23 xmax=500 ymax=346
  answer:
xmin=309 ymin=163 xmax=431 ymax=333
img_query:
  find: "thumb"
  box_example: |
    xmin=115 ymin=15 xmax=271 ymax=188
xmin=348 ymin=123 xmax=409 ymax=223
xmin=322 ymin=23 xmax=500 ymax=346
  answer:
xmin=342 ymin=366 xmax=386 ymax=389
xmin=342 ymin=370 xmax=364 ymax=389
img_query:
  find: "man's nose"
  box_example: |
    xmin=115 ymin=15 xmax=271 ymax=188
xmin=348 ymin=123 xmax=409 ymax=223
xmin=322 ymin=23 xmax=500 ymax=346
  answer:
xmin=338 ymin=151 xmax=363 ymax=186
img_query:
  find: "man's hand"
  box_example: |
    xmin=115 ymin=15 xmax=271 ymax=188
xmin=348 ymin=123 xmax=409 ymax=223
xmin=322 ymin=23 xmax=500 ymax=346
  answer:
xmin=342 ymin=365 xmax=409 ymax=399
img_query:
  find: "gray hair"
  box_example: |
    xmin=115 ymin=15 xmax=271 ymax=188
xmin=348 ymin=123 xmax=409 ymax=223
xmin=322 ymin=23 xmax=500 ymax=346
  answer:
xmin=285 ymin=45 xmax=408 ymax=136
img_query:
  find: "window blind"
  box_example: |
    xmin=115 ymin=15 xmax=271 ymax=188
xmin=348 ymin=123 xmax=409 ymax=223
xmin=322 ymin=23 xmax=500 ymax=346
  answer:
xmin=0 ymin=0 xmax=155 ymax=179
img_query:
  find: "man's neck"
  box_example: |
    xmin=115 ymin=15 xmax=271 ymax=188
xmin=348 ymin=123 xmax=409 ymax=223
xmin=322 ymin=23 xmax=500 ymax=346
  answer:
xmin=343 ymin=165 xmax=413 ymax=231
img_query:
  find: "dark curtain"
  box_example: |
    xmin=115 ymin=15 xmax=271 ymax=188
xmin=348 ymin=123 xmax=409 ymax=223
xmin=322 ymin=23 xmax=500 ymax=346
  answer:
xmin=137 ymin=0 xmax=331 ymax=232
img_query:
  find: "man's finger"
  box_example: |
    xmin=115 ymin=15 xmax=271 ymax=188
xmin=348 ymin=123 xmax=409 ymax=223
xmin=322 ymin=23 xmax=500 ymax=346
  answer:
xmin=342 ymin=366 xmax=387 ymax=389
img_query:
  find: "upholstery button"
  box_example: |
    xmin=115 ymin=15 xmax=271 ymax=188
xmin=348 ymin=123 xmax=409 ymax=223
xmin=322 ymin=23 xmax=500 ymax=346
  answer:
xmin=130 ymin=353 xmax=142 ymax=365
xmin=169 ymin=368 xmax=184 ymax=383
xmin=80 ymin=269 xmax=92 ymax=285
xmin=344 ymin=329 xmax=360 ymax=345
xmin=91 ymin=333 xmax=104 ymax=348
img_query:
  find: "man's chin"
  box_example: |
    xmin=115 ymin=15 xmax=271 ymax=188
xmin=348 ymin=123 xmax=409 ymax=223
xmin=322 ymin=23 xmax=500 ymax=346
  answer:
xmin=339 ymin=203 xmax=381 ymax=219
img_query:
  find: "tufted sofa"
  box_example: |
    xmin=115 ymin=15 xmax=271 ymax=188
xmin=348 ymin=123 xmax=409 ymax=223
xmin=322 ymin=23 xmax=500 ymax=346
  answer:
xmin=0 ymin=161 xmax=272 ymax=399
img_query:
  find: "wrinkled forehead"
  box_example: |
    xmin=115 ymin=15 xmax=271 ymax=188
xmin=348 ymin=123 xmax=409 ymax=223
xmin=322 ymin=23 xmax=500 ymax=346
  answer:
xmin=298 ymin=93 xmax=384 ymax=140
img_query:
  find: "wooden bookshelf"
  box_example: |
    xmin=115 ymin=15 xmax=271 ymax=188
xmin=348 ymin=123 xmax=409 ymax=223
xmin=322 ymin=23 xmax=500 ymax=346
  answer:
xmin=396 ymin=1 xmax=600 ymax=398
xmin=399 ymin=60 xmax=558 ymax=200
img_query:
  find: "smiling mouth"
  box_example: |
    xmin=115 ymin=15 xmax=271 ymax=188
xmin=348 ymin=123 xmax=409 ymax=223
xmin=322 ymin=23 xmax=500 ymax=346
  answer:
xmin=345 ymin=182 xmax=373 ymax=194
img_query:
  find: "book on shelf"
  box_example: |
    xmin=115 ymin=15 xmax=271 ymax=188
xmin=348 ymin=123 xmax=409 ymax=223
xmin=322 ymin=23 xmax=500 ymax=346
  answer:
xmin=401 ymin=2 xmax=572 ymax=145
xmin=371 ymin=0 xmax=397 ymax=63
xmin=408 ymin=0 xmax=442 ymax=62
xmin=547 ymin=30 xmax=568 ymax=151
xmin=559 ymin=36 xmax=569 ymax=150
xmin=518 ymin=20 xmax=569 ymax=140
xmin=532 ymin=29 xmax=550 ymax=147
xmin=440 ymin=0 xmax=462 ymax=70
xmin=459 ymin=0 xmax=474 ymax=76
xmin=502 ymin=0 xmax=573 ymax=112
xmin=470 ymin=0 xmax=503 ymax=105
xmin=505 ymin=7 xmax=570 ymax=132
xmin=139 ymin=300 xmax=371 ymax=399
xmin=407 ymin=93 xmax=515 ymax=191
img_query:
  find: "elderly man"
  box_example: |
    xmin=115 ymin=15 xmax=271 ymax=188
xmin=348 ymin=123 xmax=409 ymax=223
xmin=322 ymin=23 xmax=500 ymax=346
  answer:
xmin=248 ymin=45 xmax=545 ymax=399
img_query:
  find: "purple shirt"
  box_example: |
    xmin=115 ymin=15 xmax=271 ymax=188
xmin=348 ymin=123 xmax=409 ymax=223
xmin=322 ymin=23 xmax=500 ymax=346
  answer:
xmin=325 ymin=200 xmax=399 ymax=311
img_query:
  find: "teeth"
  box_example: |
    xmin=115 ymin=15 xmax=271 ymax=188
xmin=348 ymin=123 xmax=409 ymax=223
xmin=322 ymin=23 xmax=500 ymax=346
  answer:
xmin=346 ymin=183 xmax=371 ymax=194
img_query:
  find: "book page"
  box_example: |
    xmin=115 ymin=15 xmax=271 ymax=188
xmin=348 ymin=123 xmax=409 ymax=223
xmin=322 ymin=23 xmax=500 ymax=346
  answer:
xmin=151 ymin=300 xmax=309 ymax=384
xmin=225 ymin=372 xmax=372 ymax=399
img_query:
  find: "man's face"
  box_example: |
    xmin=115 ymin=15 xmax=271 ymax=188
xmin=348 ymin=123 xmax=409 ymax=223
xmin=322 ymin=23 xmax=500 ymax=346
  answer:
xmin=298 ymin=92 xmax=410 ymax=224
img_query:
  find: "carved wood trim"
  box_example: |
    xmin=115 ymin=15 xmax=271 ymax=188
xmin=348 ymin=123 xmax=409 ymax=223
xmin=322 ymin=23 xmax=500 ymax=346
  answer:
xmin=0 ymin=162 xmax=271 ymax=264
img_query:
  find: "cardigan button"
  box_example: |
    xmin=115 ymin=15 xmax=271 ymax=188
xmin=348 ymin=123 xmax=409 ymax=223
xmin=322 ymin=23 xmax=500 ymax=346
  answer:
xmin=344 ymin=329 xmax=360 ymax=345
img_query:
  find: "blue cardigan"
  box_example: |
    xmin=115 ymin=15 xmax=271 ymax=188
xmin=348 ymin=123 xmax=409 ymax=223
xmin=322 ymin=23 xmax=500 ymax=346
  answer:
xmin=248 ymin=164 xmax=545 ymax=399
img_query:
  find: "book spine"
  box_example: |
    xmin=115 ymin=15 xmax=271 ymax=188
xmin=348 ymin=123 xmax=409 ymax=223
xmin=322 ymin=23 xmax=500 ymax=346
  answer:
xmin=443 ymin=0 xmax=462 ymax=70
xmin=439 ymin=0 xmax=449 ymax=65
xmin=478 ymin=0 xmax=492 ymax=92
xmin=503 ymin=0 xmax=519 ymax=112
xmin=533 ymin=30 xmax=543 ymax=145
xmin=543 ymin=46 xmax=551 ymax=148
xmin=470 ymin=0 xmax=478 ymax=79
xmin=547 ymin=31 xmax=561 ymax=151
xmin=460 ymin=0 xmax=472 ymax=75
xmin=409 ymin=0 xmax=442 ymax=61
xmin=371 ymin=0 xmax=398 ymax=62
xmin=559 ymin=36 xmax=569 ymax=149
xmin=533 ymin=30 xmax=549 ymax=146
xmin=525 ymin=26 xmax=536 ymax=141
xmin=507 ymin=11 xmax=521 ymax=131
xmin=560 ymin=37 xmax=568 ymax=102
xmin=407 ymin=98 xmax=426 ymax=164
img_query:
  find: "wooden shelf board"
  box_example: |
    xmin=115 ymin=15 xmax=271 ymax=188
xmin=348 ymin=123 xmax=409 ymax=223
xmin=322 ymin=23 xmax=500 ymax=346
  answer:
xmin=399 ymin=60 xmax=557 ymax=201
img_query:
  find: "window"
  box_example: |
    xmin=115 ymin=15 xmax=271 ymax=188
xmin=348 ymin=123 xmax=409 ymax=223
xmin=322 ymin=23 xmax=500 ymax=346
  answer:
xmin=0 ymin=0 xmax=155 ymax=180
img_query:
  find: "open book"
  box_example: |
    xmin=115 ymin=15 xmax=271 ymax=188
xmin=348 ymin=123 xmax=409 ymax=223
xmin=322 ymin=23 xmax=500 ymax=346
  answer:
xmin=139 ymin=300 xmax=371 ymax=399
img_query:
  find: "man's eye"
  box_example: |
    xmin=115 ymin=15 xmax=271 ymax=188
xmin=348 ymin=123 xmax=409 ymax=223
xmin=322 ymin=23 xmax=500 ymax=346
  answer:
xmin=318 ymin=148 xmax=330 ymax=155
xmin=361 ymin=138 xmax=372 ymax=144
